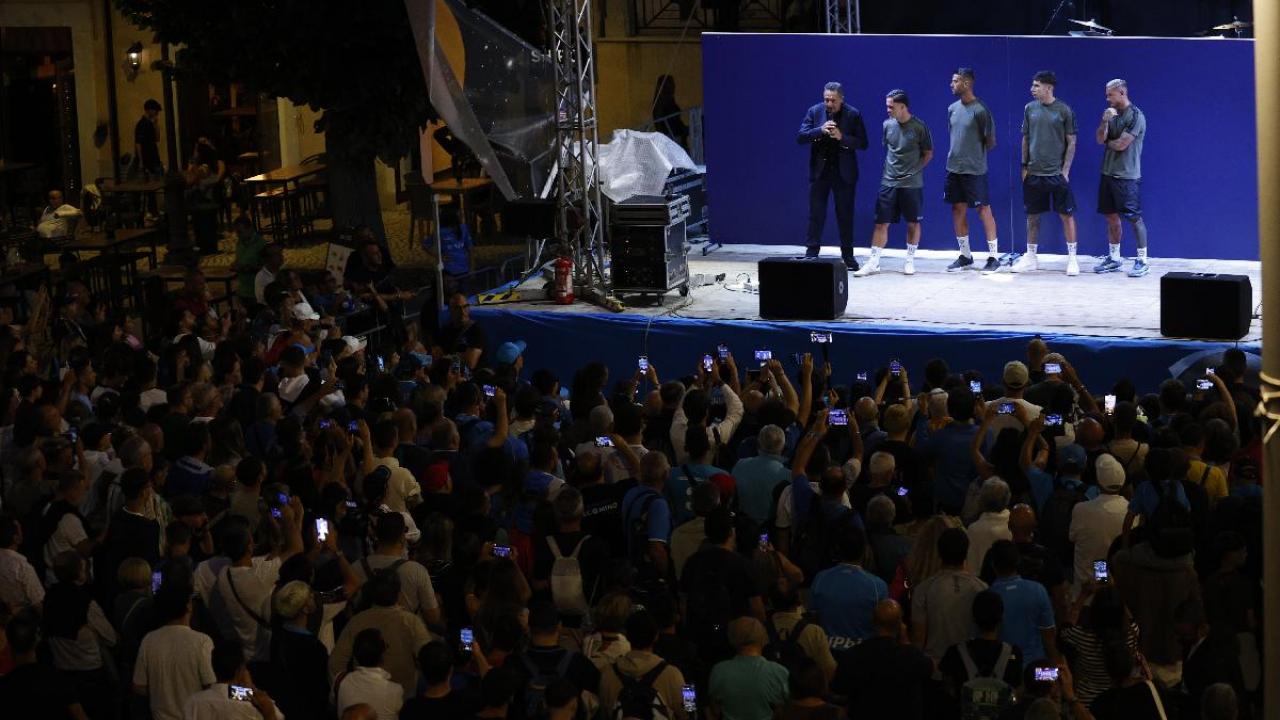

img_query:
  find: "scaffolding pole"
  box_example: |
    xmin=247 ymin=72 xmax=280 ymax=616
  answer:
xmin=824 ymin=0 xmax=859 ymax=33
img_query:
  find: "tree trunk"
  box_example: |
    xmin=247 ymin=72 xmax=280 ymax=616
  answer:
xmin=324 ymin=122 xmax=386 ymax=243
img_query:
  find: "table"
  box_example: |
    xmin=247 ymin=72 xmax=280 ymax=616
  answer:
xmin=244 ymin=162 xmax=327 ymax=244
xmin=65 ymin=227 xmax=163 ymax=269
xmin=98 ymin=177 xmax=166 ymax=222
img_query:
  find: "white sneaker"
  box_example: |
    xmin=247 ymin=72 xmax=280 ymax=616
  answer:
xmin=1066 ymin=257 xmax=1080 ymax=276
xmin=903 ymin=259 xmax=915 ymax=275
xmin=852 ymin=258 xmax=880 ymax=277
xmin=1011 ymin=254 xmax=1038 ymax=273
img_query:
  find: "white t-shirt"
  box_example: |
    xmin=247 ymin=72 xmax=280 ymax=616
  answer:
xmin=1069 ymin=494 xmax=1129 ymax=599
xmin=335 ymin=667 xmax=403 ymax=720
xmin=0 ymin=547 xmax=45 ymax=608
xmin=183 ymin=684 xmax=285 ymax=720
xmin=352 ymin=554 xmax=439 ymax=618
xmin=966 ymin=510 xmax=1012 ymax=572
xmin=134 ymin=624 xmax=217 ymax=720
xmin=372 ymin=457 xmax=422 ymax=514
xmin=254 ymin=268 xmax=276 ymax=304
xmin=209 ymin=556 xmax=282 ymax=662
xmin=140 ymin=388 xmax=169 ymax=412
xmin=44 ymin=511 xmax=88 ymax=584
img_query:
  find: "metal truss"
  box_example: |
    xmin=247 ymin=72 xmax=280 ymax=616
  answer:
xmin=824 ymin=0 xmax=859 ymax=33
xmin=549 ymin=0 xmax=617 ymax=308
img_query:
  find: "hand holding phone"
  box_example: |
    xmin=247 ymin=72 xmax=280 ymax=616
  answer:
xmin=483 ymin=384 xmax=497 ymax=397
xmin=1093 ymin=560 xmax=1110 ymax=583
xmin=1044 ymin=362 xmax=1062 ymax=374
xmin=315 ymin=518 xmax=330 ymax=542
xmin=1196 ymin=378 xmax=1213 ymax=391
xmin=638 ymin=356 xmax=649 ymax=371
xmin=702 ymin=354 xmax=714 ymax=372
xmin=492 ymin=545 xmax=512 ymax=559
xmin=717 ymin=343 xmax=729 ymax=360
xmin=997 ymin=402 xmax=1016 ymax=415
xmin=682 ymin=684 xmax=698 ymax=712
xmin=828 ymin=409 xmax=849 ymax=426
xmin=595 ymin=436 xmax=614 ymax=447
xmin=969 ymin=380 xmax=982 ymax=394
xmin=228 ymin=685 xmax=255 ymax=702
xmin=890 ymin=360 xmax=902 ymax=376
xmin=1045 ymin=413 xmax=1063 ymax=427
xmin=1034 ymin=667 xmax=1060 ymax=683
xmin=1104 ymin=394 xmax=1117 ymax=414
xmin=758 ymin=533 xmax=770 ymax=551
xmin=460 ymin=627 xmax=474 ymax=652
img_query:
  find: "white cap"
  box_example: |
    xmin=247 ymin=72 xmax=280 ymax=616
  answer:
xmin=292 ymin=302 xmax=320 ymax=321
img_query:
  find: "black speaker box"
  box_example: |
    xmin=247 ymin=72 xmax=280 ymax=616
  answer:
xmin=758 ymin=257 xmax=848 ymax=320
xmin=1159 ymin=272 xmax=1252 ymax=340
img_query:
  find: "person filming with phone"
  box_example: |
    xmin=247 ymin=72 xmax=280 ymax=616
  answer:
xmin=181 ymin=641 xmax=282 ymax=720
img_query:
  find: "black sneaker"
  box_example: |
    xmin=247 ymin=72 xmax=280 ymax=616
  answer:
xmin=946 ymin=255 xmax=974 ymax=272
xmin=804 ymin=247 xmax=820 ymax=258
xmin=980 ymin=256 xmax=999 ymax=274
xmin=844 ymin=257 xmax=860 ymax=272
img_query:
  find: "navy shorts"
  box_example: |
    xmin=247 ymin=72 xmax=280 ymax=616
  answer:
xmin=874 ymin=186 xmax=925 ymax=224
xmin=1022 ymin=174 xmax=1076 ymax=215
xmin=1097 ymin=176 xmax=1142 ymax=219
xmin=943 ymin=172 xmax=990 ymax=207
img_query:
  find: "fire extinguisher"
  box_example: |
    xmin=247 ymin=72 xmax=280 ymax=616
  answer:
xmin=554 ymin=254 xmax=574 ymax=305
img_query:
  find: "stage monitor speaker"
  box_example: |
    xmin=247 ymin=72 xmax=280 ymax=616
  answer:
xmin=1159 ymin=272 xmax=1252 ymax=340
xmin=758 ymin=257 xmax=847 ymax=320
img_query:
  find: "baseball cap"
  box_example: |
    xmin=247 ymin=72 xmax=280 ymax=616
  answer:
xmin=1003 ymin=361 xmax=1030 ymax=389
xmin=1095 ymin=454 xmax=1126 ymax=491
xmin=1058 ymin=443 xmax=1087 ymax=473
xmin=494 ymin=340 xmax=527 ymax=366
xmin=343 ymin=335 xmax=368 ymax=354
xmin=708 ymin=472 xmax=737 ymax=502
xmin=292 ymin=302 xmax=320 ymax=321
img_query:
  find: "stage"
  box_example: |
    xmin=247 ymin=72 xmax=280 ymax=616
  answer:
xmin=472 ymin=245 xmax=1262 ymax=395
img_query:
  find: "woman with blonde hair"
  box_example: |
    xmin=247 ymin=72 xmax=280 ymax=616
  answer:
xmin=901 ymin=514 xmax=965 ymax=598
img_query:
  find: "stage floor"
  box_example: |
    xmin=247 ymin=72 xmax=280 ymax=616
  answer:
xmin=502 ymin=244 xmax=1262 ymax=342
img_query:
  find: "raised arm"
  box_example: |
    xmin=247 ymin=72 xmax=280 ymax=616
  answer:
xmin=970 ymin=404 xmax=996 ymax=479
xmin=796 ymin=354 xmax=815 ymax=428
xmin=769 ymin=359 xmax=800 ymax=414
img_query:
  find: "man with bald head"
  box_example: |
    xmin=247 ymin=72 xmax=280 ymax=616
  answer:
xmin=834 ymin=599 xmax=933 ymax=718
xmin=981 ymin=504 xmax=1068 ymax=622
xmin=853 ymin=396 xmax=886 ymax=461
xmin=341 ymin=704 xmax=378 ymax=720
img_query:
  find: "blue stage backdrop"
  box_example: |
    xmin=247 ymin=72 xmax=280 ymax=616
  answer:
xmin=702 ymin=34 xmax=1257 ymax=260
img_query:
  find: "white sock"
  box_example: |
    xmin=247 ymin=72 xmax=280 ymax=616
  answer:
xmin=1137 ymin=247 xmax=1148 ymax=261
xmin=957 ymin=236 xmax=972 ymax=258
xmin=907 ymin=243 xmax=918 ymax=258
xmin=1067 ymin=242 xmax=1077 ymax=259
xmin=1026 ymin=243 xmax=1038 ymax=256
xmin=1109 ymin=243 xmax=1122 ymax=261
xmin=870 ymin=246 xmax=882 ymax=260
xmin=987 ymin=238 xmax=999 ymax=256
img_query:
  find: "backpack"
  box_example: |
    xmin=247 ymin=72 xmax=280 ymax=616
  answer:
xmin=957 ymin=641 xmax=1016 ymax=720
xmin=625 ymin=490 xmax=662 ymax=570
xmin=521 ymin=650 xmax=577 ymax=720
xmin=548 ymin=534 xmax=592 ymax=616
xmin=1148 ymin=479 xmax=1194 ymax=558
xmin=1039 ymin=477 xmax=1088 ymax=565
xmin=349 ymin=557 xmax=408 ymax=614
xmin=613 ymin=659 xmax=672 ymax=720
xmin=763 ymin=614 xmax=816 ymax=672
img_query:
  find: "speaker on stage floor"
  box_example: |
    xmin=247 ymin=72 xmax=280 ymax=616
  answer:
xmin=1160 ymin=272 xmax=1252 ymax=340
xmin=758 ymin=257 xmax=848 ymax=320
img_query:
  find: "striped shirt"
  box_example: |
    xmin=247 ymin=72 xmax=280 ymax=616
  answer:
xmin=1059 ymin=622 xmax=1141 ymax=704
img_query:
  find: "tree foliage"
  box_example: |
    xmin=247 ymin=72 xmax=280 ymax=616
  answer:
xmin=115 ymin=0 xmax=435 ymax=164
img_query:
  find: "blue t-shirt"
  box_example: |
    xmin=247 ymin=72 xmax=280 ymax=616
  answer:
xmin=731 ymin=454 xmax=792 ymax=524
xmin=665 ymin=462 xmax=726 ymax=525
xmin=433 ymin=225 xmax=472 ymax=276
xmin=621 ymin=485 xmax=673 ymax=555
xmin=809 ymin=564 xmax=887 ymax=651
xmin=1128 ymin=478 xmax=1190 ymax=519
xmin=989 ymin=575 xmax=1055 ymax=663
xmin=455 ymin=413 xmax=529 ymax=463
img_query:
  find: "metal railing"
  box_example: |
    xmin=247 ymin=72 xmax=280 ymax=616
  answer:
xmin=627 ymin=0 xmax=786 ymax=35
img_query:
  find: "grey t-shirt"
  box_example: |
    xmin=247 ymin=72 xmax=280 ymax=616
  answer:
xmin=881 ymin=116 xmax=933 ymax=188
xmin=1101 ymin=104 xmax=1146 ymax=180
xmin=1022 ymin=99 xmax=1077 ymax=177
xmin=946 ymin=98 xmax=995 ymax=175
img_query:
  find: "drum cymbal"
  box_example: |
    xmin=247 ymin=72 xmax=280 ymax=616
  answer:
xmin=1068 ymin=18 xmax=1113 ymax=33
xmin=1212 ymin=20 xmax=1252 ymax=31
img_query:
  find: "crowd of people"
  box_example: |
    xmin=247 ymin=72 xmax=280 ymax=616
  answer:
xmin=0 ymin=260 xmax=1264 ymax=720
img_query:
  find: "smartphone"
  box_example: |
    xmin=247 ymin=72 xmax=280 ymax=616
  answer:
xmin=969 ymin=380 xmax=982 ymax=394
xmin=828 ymin=409 xmax=849 ymax=426
xmin=717 ymin=343 xmax=729 ymax=360
xmin=345 ymin=500 xmax=359 ymax=509
xmin=1196 ymin=378 xmax=1213 ymax=391
xmin=347 ymin=420 xmax=359 ymax=434
xmin=271 ymin=507 xmax=282 ymax=520
xmin=890 ymin=360 xmax=902 ymax=376
xmin=315 ymin=517 xmax=330 ymax=542
xmin=492 ymin=545 xmax=512 ymax=558
xmin=997 ymin=402 xmax=1016 ymax=415
xmin=319 ymin=419 xmax=332 ymax=430
xmin=857 ymin=371 xmax=868 ymax=382
xmin=682 ymin=684 xmax=697 ymax=713
xmin=595 ymin=436 xmax=614 ymax=448
xmin=483 ymin=384 xmax=496 ymax=397
xmin=1104 ymin=394 xmax=1117 ymax=415
xmin=1206 ymin=368 xmax=1215 ymax=376
xmin=1034 ymin=667 xmax=1060 ymax=683
xmin=1045 ymin=413 xmax=1063 ymax=427
xmin=67 ymin=426 xmax=78 ymax=444
xmin=810 ymin=331 xmax=832 ymax=344
xmin=375 ymin=355 xmax=386 ymax=372
xmin=754 ymin=349 xmax=772 ymax=364
xmin=151 ymin=570 xmax=163 ymax=593
xmin=638 ymin=356 xmax=649 ymax=371
xmin=1044 ymin=362 xmax=1062 ymax=374
xmin=897 ymin=486 xmax=910 ymax=497
xmin=228 ymin=685 xmax=255 ymax=702
xmin=277 ymin=492 xmax=289 ymax=506
xmin=789 ymin=352 xmax=804 ymax=366
xmin=460 ymin=627 xmax=474 ymax=652
xmin=758 ymin=533 xmax=769 ymax=550
xmin=702 ymin=354 xmax=714 ymax=372
xmin=1093 ymin=559 xmax=1110 ymax=583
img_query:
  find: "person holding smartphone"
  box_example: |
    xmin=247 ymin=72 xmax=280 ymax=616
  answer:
xmin=797 ymin=81 xmax=869 ymax=270
xmin=180 ymin=641 xmax=282 ymax=720
xmin=985 ymin=361 xmax=1042 ymax=435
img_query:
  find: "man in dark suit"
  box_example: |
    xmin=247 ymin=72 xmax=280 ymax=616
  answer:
xmin=798 ymin=82 xmax=869 ymax=270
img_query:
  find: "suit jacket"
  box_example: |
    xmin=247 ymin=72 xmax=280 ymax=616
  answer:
xmin=798 ymin=101 xmax=869 ymax=183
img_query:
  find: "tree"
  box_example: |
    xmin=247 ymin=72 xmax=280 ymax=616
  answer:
xmin=115 ymin=0 xmax=435 ymax=241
